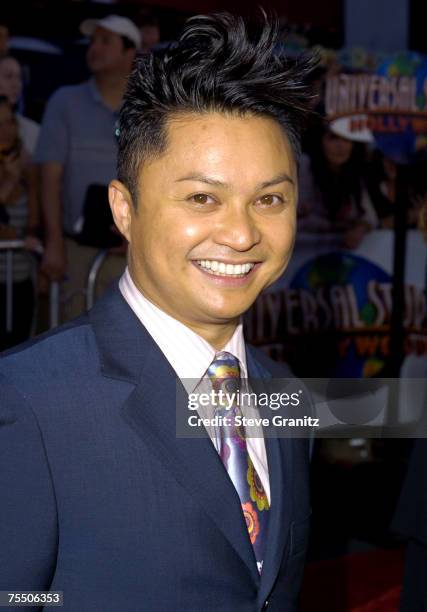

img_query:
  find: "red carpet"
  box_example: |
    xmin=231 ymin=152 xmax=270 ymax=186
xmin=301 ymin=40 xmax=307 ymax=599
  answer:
xmin=300 ymin=548 xmax=405 ymax=612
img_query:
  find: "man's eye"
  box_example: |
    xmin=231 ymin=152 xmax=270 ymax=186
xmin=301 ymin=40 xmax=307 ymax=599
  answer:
xmin=257 ymin=194 xmax=284 ymax=206
xmin=188 ymin=193 xmax=215 ymax=205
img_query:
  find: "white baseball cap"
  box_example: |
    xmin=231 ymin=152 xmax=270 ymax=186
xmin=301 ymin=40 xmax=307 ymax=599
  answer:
xmin=329 ymin=114 xmax=373 ymax=144
xmin=80 ymin=15 xmax=141 ymax=50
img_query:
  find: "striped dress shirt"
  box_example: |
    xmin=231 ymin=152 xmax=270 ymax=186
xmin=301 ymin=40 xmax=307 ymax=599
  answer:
xmin=119 ymin=267 xmax=270 ymax=503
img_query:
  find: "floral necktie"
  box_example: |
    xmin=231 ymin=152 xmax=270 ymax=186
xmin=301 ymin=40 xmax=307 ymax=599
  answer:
xmin=207 ymin=351 xmax=269 ymax=573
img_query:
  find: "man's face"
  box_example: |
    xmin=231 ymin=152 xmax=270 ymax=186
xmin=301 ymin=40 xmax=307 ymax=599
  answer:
xmin=86 ymin=27 xmax=133 ymax=75
xmin=0 ymin=57 xmax=22 ymax=106
xmin=112 ymin=112 xmax=297 ymax=333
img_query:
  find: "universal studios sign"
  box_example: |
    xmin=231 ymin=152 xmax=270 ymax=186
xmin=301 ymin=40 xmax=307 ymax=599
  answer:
xmin=325 ymin=52 xmax=427 ymax=162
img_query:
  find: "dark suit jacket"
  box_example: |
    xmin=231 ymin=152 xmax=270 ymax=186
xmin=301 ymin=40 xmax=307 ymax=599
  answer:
xmin=392 ymin=440 xmax=427 ymax=611
xmin=0 ymin=285 xmax=311 ymax=612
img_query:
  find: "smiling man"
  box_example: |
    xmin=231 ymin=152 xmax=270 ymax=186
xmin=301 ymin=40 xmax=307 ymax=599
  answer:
xmin=0 ymin=12 xmax=314 ymax=612
xmin=110 ymin=112 xmax=297 ymax=348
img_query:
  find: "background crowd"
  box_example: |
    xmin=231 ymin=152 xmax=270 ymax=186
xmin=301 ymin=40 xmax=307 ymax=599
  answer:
xmin=0 ymin=1 xmax=426 ymax=611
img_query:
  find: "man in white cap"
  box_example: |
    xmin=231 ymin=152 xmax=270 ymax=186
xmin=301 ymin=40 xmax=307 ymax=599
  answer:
xmin=35 ymin=15 xmax=140 ymax=320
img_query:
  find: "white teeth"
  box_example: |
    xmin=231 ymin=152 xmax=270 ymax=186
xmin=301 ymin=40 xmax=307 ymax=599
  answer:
xmin=196 ymin=260 xmax=255 ymax=276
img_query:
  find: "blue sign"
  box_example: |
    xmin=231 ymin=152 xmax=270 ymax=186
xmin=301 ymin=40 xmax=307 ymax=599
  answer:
xmin=373 ymin=51 xmax=427 ymax=164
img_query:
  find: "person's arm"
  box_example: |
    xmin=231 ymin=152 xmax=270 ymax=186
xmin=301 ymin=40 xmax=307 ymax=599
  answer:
xmin=40 ymin=161 xmax=66 ymax=280
xmin=34 ymin=88 xmax=69 ymax=280
xmin=0 ymin=375 xmax=58 ymax=593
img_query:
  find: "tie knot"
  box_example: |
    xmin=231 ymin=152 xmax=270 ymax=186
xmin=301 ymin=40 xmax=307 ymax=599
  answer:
xmin=207 ymin=351 xmax=241 ymax=394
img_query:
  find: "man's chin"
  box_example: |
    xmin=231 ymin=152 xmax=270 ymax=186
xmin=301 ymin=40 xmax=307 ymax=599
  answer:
xmin=199 ymin=304 xmax=252 ymax=324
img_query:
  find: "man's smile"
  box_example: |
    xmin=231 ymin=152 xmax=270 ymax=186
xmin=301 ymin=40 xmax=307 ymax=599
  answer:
xmin=194 ymin=259 xmax=256 ymax=277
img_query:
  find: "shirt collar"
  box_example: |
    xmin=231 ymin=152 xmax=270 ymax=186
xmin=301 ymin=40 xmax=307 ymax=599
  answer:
xmin=87 ymin=78 xmax=102 ymax=103
xmin=87 ymin=78 xmax=118 ymax=116
xmin=119 ymin=268 xmax=248 ymax=389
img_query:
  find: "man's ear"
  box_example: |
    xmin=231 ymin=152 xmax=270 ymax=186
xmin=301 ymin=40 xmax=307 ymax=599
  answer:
xmin=109 ymin=180 xmax=133 ymax=242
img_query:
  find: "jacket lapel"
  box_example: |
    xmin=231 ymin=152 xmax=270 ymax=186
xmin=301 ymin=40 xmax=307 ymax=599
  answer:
xmin=246 ymin=348 xmax=294 ymax=604
xmin=90 ymin=285 xmax=260 ymax=585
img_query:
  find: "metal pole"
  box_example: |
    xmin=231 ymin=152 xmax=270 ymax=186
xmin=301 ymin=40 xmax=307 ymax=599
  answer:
xmin=0 ymin=241 xmax=24 ymax=334
xmin=5 ymin=250 xmax=13 ymax=333
xmin=49 ymin=282 xmax=60 ymax=329
xmin=387 ymin=164 xmax=408 ymax=427
xmin=86 ymin=250 xmax=108 ymax=310
xmin=389 ymin=165 xmax=408 ymax=377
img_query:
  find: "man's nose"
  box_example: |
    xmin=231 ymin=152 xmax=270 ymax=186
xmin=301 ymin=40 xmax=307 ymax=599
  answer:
xmin=213 ymin=206 xmax=261 ymax=251
xmin=88 ymin=39 xmax=101 ymax=53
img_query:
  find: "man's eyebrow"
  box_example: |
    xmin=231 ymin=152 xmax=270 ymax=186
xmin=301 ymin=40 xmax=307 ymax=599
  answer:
xmin=258 ymin=173 xmax=295 ymax=189
xmin=175 ymin=173 xmax=226 ymax=188
xmin=175 ymin=172 xmax=295 ymax=190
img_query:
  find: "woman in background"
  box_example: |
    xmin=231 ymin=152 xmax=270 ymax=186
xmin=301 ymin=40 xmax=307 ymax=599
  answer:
xmin=0 ymin=54 xmax=39 ymax=156
xmin=298 ymin=123 xmax=378 ymax=248
xmin=0 ymin=95 xmax=39 ymax=349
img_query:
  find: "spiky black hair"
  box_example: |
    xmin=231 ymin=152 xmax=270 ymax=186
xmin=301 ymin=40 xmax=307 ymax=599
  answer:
xmin=117 ymin=11 xmax=316 ymax=204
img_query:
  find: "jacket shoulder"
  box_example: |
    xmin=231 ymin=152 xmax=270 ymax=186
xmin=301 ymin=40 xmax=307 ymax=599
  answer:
xmin=247 ymin=344 xmax=294 ymax=378
xmin=0 ymin=314 xmax=97 ymax=387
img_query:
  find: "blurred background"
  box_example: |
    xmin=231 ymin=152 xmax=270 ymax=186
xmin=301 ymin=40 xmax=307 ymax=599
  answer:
xmin=1 ymin=1 xmax=426 ymax=610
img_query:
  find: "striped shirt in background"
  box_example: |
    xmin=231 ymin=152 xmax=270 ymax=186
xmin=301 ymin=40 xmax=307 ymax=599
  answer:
xmin=0 ymin=194 xmax=33 ymax=283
